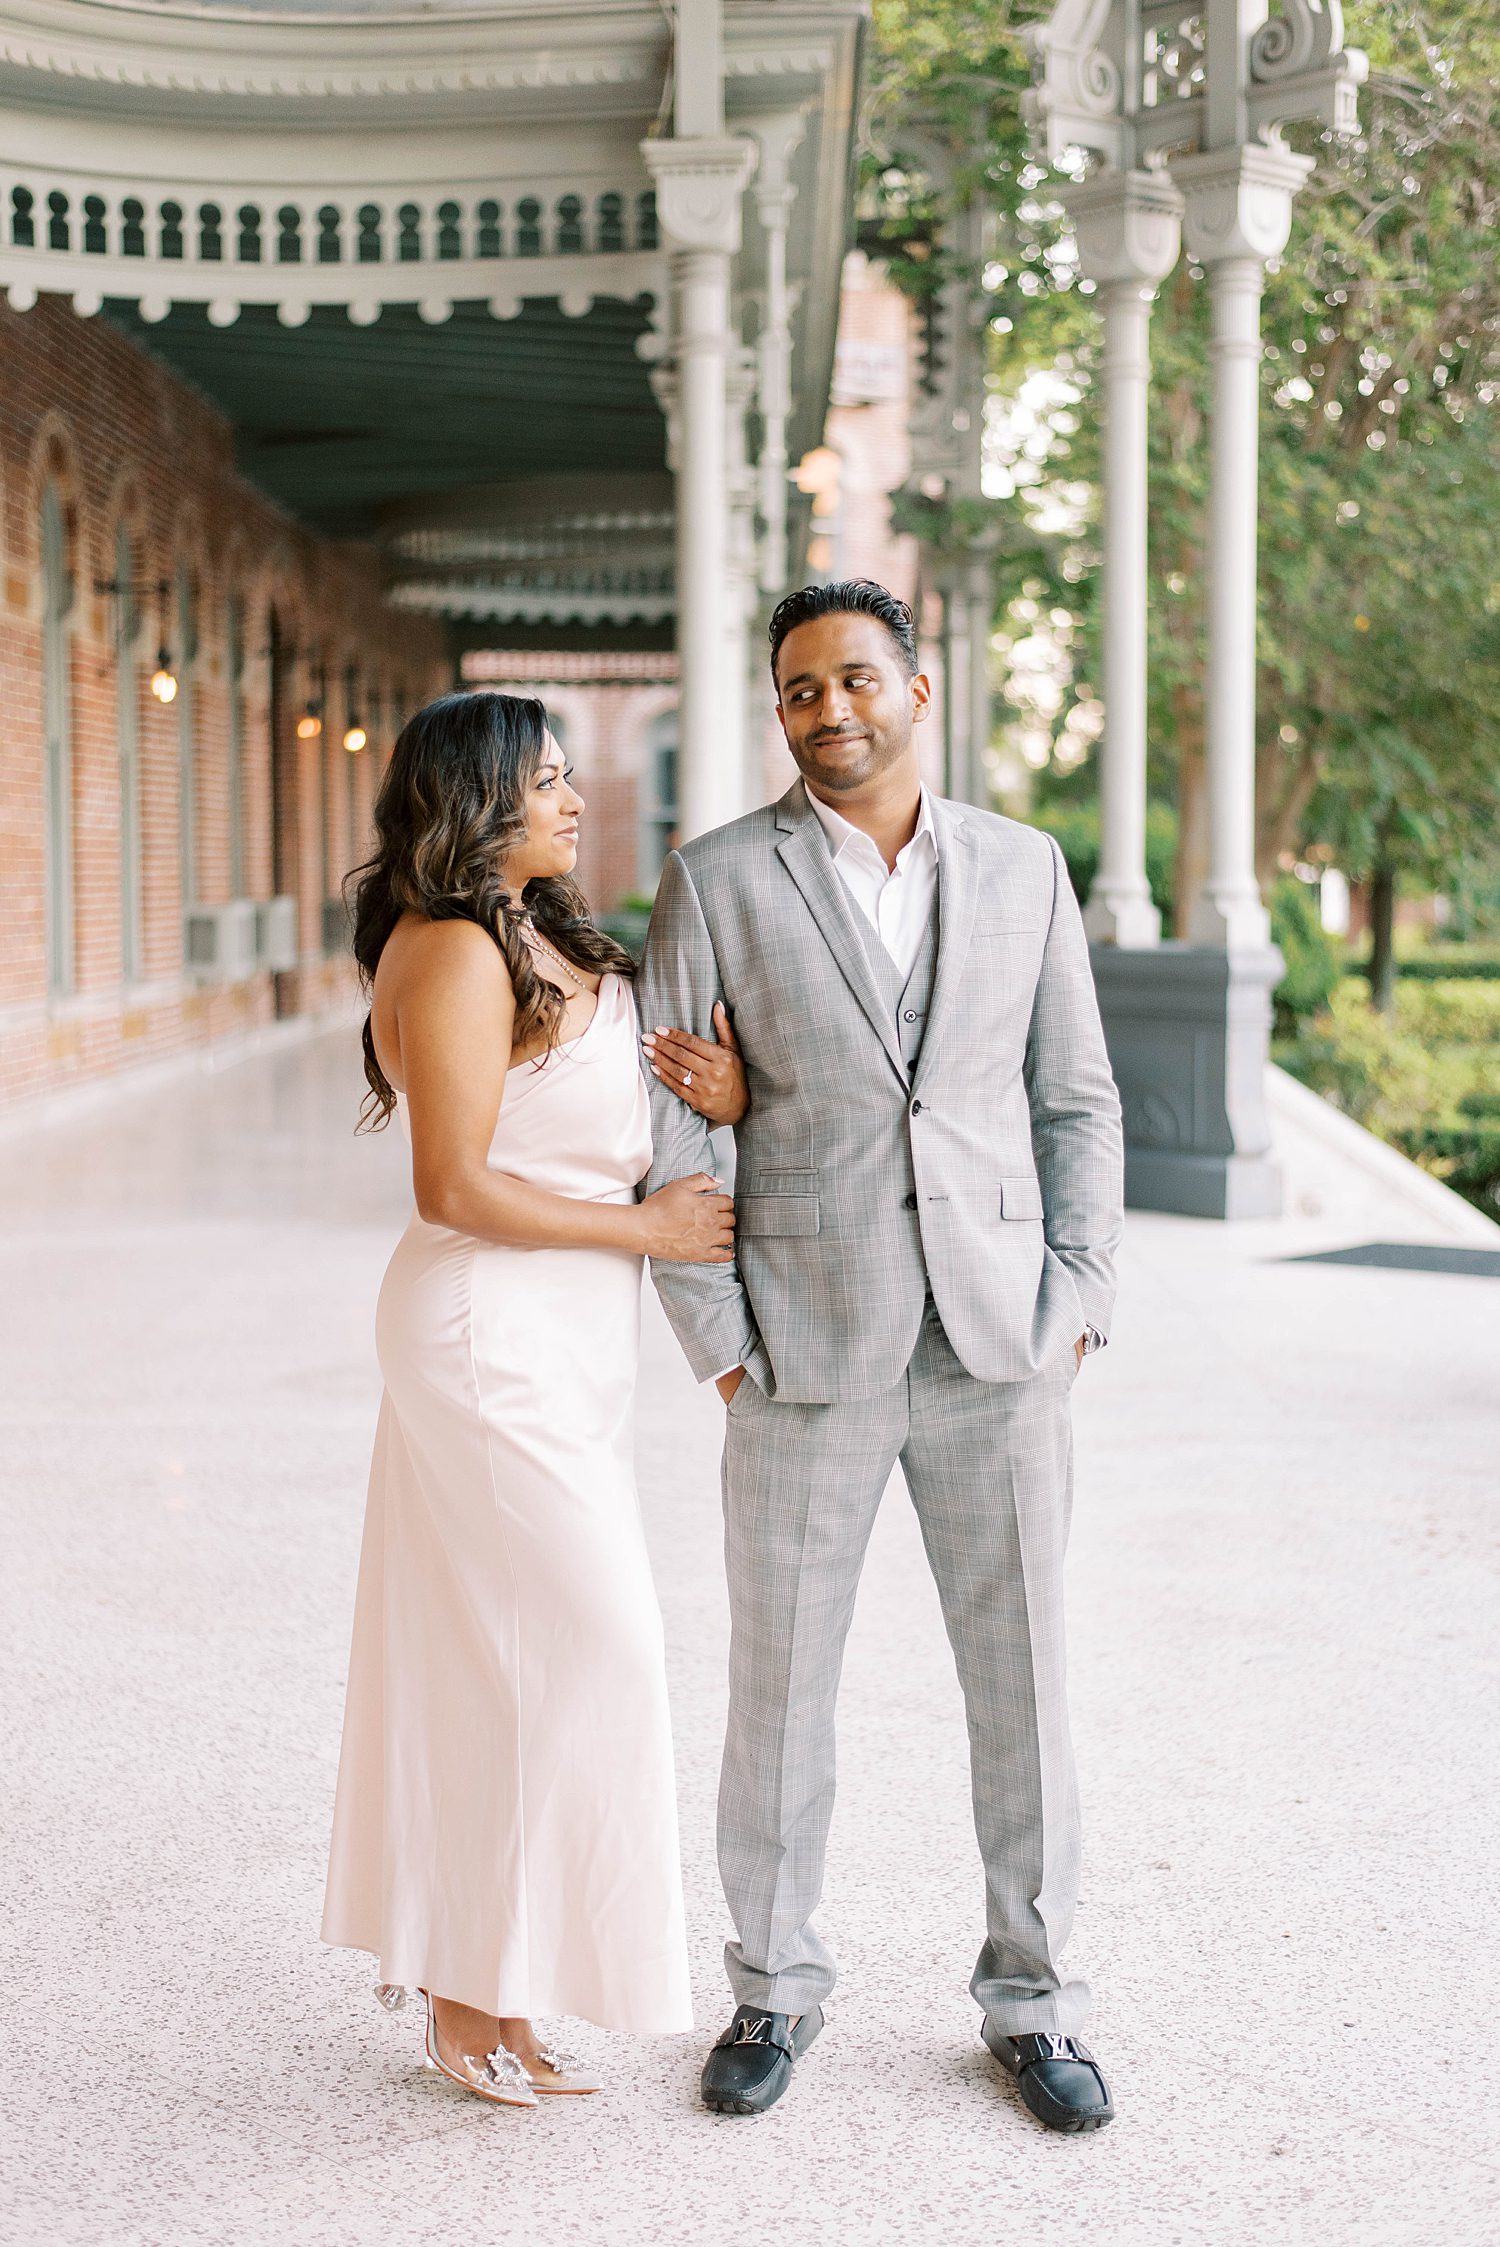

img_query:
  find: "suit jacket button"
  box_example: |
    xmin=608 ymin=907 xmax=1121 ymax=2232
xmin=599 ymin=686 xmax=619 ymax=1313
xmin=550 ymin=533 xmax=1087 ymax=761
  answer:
xmin=903 ymin=1009 xmax=917 ymax=1022
xmin=903 ymin=1191 xmax=918 ymax=1211
xmin=910 ymin=1098 xmax=923 ymax=1116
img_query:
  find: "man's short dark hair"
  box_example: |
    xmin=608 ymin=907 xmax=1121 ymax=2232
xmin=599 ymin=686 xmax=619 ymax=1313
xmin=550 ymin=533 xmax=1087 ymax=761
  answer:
xmin=768 ymin=579 xmax=919 ymax=682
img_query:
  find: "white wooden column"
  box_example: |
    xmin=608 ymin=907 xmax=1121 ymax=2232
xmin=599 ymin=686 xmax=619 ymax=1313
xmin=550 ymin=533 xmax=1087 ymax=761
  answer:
xmin=1177 ymin=143 xmax=1309 ymax=949
xmin=725 ymin=345 xmax=759 ymax=812
xmin=643 ymin=4 xmax=755 ymax=842
xmin=751 ymin=111 xmax=806 ymax=598
xmin=1066 ymin=170 xmax=1181 ymax=947
xmin=938 ymin=564 xmax=972 ymax=803
xmin=963 ymin=554 xmax=993 ymax=808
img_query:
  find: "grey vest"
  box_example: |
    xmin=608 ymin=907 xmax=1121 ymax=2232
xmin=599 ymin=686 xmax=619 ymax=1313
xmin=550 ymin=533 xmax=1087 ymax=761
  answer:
xmin=849 ymin=880 xmax=941 ymax=1072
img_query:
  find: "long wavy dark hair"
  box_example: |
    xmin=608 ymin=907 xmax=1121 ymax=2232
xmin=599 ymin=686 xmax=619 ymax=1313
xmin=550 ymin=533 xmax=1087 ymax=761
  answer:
xmin=344 ymin=689 xmax=636 ymax=1131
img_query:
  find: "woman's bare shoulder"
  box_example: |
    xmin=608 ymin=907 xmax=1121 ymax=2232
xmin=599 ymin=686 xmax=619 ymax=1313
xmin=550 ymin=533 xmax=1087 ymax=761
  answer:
xmin=379 ymin=913 xmax=512 ymax=997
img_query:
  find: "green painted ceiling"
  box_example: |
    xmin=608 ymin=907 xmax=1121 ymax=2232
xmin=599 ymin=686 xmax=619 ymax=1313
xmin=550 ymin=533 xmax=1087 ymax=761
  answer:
xmin=104 ymin=295 xmax=666 ymax=539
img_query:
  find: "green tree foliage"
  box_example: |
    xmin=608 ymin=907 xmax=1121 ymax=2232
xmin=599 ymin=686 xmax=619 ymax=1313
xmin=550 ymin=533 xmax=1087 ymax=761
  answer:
xmin=865 ymin=0 xmax=1500 ymax=948
xmin=1246 ymin=2 xmax=1500 ymax=897
xmin=863 ymin=0 xmax=1089 ymax=615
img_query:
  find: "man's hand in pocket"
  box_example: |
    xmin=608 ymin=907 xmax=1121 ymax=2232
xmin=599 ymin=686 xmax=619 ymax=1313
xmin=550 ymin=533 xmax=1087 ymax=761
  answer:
xmin=717 ymin=1367 xmax=747 ymax=1406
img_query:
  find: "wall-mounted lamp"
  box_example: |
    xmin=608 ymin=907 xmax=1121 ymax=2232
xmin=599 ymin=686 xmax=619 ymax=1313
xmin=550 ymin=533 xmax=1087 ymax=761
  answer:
xmin=94 ymin=572 xmax=179 ymax=702
xmin=296 ymin=701 xmax=323 ymax=741
xmin=343 ymin=719 xmax=367 ymax=753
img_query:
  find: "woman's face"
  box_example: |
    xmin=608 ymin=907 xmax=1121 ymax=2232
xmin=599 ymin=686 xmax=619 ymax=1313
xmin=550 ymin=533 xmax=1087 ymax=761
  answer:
xmin=503 ymin=734 xmax=584 ymax=888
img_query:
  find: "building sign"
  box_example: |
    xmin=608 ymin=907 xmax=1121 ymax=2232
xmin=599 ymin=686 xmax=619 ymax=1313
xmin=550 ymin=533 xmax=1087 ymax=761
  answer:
xmin=831 ymin=338 xmax=906 ymax=407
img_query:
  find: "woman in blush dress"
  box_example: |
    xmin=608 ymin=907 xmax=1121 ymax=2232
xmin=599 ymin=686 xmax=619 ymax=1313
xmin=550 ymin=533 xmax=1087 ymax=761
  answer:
xmin=322 ymin=692 xmax=746 ymax=2108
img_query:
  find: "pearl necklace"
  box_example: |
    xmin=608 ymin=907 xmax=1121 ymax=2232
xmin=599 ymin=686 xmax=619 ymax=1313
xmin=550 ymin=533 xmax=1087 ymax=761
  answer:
xmin=521 ymin=924 xmax=591 ymax=993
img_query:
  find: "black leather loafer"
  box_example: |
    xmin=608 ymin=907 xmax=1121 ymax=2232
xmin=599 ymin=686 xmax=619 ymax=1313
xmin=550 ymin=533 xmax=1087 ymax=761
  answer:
xmin=701 ymin=2005 xmax=824 ymax=2115
xmin=982 ymin=2025 xmax=1115 ymax=2133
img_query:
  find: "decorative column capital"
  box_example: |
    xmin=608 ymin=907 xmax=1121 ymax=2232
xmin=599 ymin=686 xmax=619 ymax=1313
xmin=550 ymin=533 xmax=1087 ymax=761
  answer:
xmin=754 ymin=182 xmax=797 ymax=232
xmin=1062 ymin=168 xmax=1183 ymax=289
xmin=1175 ymin=142 xmax=1314 ymax=268
xmin=642 ymin=135 xmax=759 ymax=258
xmin=749 ymin=107 xmax=808 ymax=216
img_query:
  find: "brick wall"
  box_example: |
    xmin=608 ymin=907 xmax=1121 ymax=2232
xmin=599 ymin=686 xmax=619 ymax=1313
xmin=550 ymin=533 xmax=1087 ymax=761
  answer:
xmin=0 ymin=295 xmax=447 ymax=1108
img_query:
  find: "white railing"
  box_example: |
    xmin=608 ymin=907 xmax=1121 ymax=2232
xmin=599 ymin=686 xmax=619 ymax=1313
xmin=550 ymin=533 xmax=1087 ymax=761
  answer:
xmin=0 ymin=171 xmax=665 ymax=319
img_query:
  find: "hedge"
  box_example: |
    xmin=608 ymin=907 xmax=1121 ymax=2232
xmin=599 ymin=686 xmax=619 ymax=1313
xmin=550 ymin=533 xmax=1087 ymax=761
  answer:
xmin=1384 ymin=950 xmax=1500 ymax=981
xmin=1275 ymin=980 xmax=1500 ymax=1220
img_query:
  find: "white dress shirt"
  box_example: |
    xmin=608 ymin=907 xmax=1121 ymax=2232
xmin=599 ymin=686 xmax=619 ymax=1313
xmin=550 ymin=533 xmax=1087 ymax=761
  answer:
xmin=804 ymin=784 xmax=939 ymax=979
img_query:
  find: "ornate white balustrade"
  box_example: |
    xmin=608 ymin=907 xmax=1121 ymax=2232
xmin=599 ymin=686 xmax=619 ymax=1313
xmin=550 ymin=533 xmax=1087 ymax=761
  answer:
xmin=0 ymin=169 xmax=665 ymax=322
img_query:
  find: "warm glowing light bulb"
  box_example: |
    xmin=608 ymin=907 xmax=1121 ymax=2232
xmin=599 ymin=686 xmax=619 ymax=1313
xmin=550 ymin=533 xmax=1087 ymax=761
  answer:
xmin=343 ymin=724 xmax=367 ymax=753
xmin=150 ymin=656 xmax=178 ymax=704
xmin=296 ymin=711 xmax=323 ymax=740
xmin=794 ymin=445 xmax=840 ymax=497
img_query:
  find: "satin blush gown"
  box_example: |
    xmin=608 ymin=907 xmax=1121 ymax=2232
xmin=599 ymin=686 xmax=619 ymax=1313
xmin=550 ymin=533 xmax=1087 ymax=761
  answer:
xmin=322 ymin=971 xmax=693 ymax=2033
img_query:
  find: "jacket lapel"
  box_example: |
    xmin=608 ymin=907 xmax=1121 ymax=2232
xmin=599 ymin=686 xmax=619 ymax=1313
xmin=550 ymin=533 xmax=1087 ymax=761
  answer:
xmin=773 ymin=780 xmax=909 ymax=1086
xmin=913 ymin=797 xmax=978 ymax=1085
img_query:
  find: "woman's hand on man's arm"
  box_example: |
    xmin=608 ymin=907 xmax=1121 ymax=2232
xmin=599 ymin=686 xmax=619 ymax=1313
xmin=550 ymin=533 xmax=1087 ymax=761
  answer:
xmin=642 ymin=1002 xmax=748 ymax=1128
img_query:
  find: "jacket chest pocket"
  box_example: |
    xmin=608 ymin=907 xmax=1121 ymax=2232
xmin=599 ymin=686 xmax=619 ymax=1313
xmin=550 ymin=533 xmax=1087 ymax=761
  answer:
xmin=737 ymin=1168 xmax=820 ymax=1237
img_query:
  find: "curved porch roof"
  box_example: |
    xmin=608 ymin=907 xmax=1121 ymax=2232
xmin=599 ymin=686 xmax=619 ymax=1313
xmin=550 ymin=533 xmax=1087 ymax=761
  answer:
xmin=0 ymin=0 xmax=864 ymax=639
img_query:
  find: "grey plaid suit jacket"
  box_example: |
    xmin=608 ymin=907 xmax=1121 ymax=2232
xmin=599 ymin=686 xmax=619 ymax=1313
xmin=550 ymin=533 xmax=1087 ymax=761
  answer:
xmin=638 ymin=778 xmax=1123 ymax=1405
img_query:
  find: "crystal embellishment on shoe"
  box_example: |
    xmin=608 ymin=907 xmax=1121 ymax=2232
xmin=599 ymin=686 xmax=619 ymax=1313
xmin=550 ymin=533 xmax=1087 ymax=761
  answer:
xmin=482 ymin=2042 xmax=539 ymax=2098
xmin=528 ymin=2042 xmax=603 ymax=2096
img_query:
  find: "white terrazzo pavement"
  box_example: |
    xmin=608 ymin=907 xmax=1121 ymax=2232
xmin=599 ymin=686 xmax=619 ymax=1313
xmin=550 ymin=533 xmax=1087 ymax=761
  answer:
xmin=2 ymin=1026 xmax=1498 ymax=2247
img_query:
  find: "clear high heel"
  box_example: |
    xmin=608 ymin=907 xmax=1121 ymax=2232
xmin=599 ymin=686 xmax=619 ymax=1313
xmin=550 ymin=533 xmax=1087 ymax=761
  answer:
xmin=374 ymin=1984 xmax=538 ymax=2109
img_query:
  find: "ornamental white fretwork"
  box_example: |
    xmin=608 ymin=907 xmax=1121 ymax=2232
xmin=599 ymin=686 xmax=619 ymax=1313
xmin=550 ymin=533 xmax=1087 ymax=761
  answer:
xmin=1025 ymin=0 xmax=1365 ymax=174
xmin=885 ymin=128 xmax=994 ymax=509
xmin=390 ymin=577 xmax=675 ymax=629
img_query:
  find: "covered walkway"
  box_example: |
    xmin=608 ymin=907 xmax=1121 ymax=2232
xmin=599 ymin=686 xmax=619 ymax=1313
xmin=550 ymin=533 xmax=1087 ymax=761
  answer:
xmin=3 ymin=1022 xmax=1497 ymax=2246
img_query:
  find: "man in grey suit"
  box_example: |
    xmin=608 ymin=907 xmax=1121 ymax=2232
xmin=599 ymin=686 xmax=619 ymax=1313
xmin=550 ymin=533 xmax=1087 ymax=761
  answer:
xmin=638 ymin=580 xmax=1124 ymax=2133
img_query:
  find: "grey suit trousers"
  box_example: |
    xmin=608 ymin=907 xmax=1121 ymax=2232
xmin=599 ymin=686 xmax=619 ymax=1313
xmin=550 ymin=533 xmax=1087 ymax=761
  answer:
xmin=719 ymin=1297 xmax=1088 ymax=2036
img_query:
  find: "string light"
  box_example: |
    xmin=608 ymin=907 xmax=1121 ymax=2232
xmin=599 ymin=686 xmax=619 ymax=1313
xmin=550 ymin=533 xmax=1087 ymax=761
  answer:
xmin=343 ymin=721 xmax=367 ymax=753
xmin=296 ymin=701 xmax=323 ymax=740
xmin=150 ymin=647 xmax=178 ymax=704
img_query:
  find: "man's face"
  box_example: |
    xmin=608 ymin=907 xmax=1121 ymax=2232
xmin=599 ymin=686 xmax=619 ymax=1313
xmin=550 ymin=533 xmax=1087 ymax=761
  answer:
xmin=774 ymin=612 xmax=928 ymax=795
